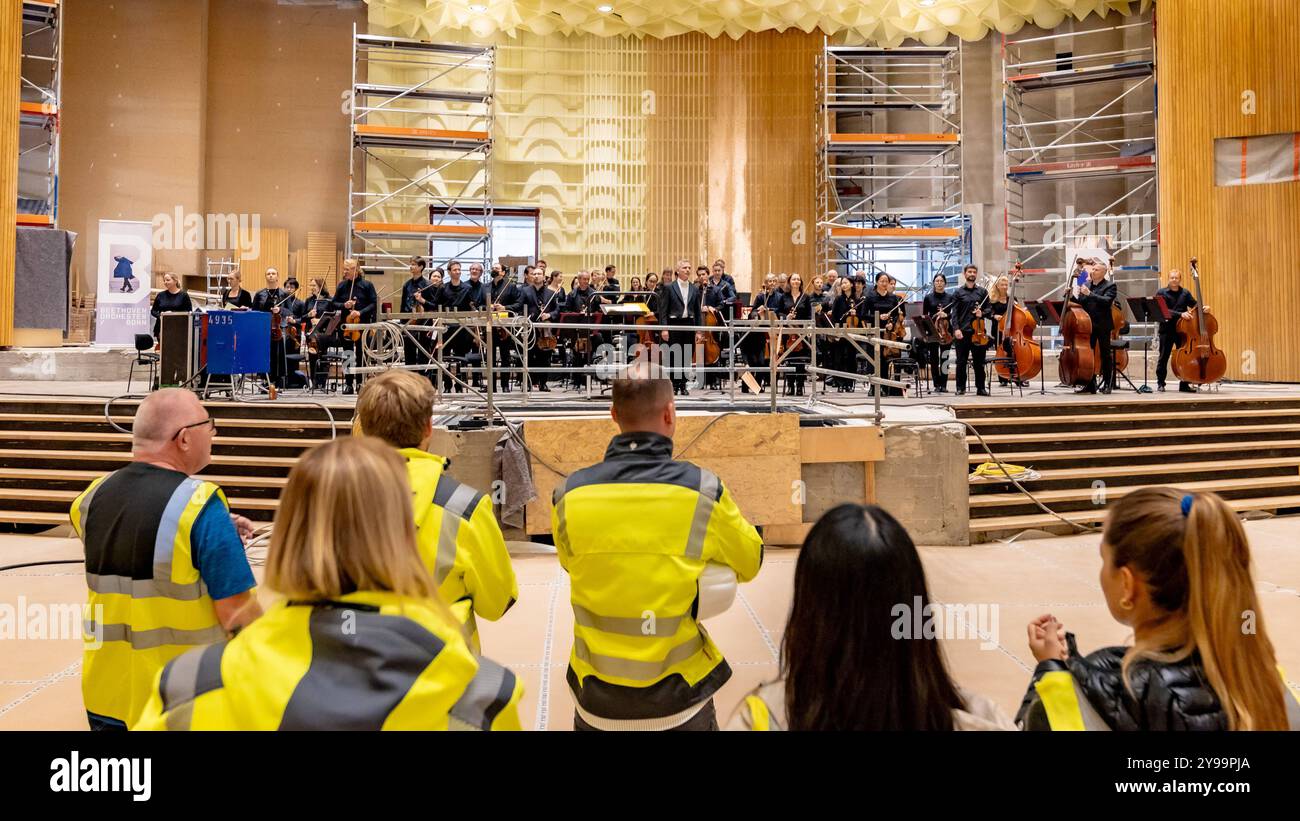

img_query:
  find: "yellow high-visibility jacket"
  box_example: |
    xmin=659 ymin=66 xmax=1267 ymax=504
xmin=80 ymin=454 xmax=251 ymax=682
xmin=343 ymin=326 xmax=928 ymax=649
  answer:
xmin=552 ymin=431 xmax=764 ymax=723
xmin=402 ymin=448 xmax=517 ymax=653
xmin=133 ymin=590 xmax=524 ymax=730
xmin=71 ymin=466 xmax=245 ymax=727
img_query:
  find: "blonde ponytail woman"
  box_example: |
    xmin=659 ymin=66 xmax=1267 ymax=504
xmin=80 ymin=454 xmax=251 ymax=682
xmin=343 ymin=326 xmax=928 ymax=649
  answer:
xmin=135 ymin=436 xmax=524 ymax=730
xmin=1019 ymin=487 xmax=1298 ymax=730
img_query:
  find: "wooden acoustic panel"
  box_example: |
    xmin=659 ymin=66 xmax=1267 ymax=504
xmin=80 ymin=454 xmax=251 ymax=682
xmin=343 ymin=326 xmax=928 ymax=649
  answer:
xmin=523 ymin=413 xmax=803 ymax=534
xmin=1158 ymin=0 xmax=1300 ymax=381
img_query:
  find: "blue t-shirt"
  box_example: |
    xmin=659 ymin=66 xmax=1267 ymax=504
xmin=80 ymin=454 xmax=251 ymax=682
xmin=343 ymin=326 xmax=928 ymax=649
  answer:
xmin=190 ymin=496 xmax=256 ymax=600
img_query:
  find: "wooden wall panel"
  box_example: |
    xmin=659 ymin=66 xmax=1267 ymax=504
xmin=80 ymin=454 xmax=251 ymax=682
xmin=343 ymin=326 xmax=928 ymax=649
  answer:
xmin=238 ymin=226 xmax=289 ymax=284
xmin=522 ymin=413 xmax=802 ymax=535
xmin=0 ymin=0 xmax=20 ymax=346
xmin=1158 ymin=0 xmax=1300 ymax=382
xmin=646 ymin=32 xmax=818 ymax=294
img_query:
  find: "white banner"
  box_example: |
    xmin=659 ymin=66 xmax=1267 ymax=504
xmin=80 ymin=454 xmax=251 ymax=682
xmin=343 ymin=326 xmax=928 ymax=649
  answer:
xmin=94 ymin=220 xmax=153 ymax=345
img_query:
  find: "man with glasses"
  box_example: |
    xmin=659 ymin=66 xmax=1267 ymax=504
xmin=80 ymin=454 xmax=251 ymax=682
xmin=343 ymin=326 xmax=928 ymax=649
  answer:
xmin=69 ymin=388 xmax=262 ymax=731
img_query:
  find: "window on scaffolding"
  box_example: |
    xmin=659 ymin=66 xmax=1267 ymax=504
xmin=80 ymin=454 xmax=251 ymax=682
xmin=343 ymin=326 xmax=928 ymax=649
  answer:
xmin=429 ymin=207 xmax=540 ymax=268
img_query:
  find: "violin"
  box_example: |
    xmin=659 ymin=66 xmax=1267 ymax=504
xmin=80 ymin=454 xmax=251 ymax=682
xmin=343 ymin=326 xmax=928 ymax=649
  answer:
xmin=995 ymin=265 xmax=1042 ymax=382
xmin=969 ymin=292 xmax=990 ymax=347
xmin=343 ymin=277 xmax=362 ymax=343
xmin=536 ymin=289 xmax=559 ymax=351
xmin=1058 ymin=270 xmax=1098 ymax=387
xmin=1170 ymin=258 xmax=1226 ymax=385
xmin=932 ymin=299 xmax=953 ymax=345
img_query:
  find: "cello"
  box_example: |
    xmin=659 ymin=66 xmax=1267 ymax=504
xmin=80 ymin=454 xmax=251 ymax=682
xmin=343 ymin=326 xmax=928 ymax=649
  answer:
xmin=1057 ymin=269 xmax=1097 ymax=388
xmin=995 ymin=264 xmax=1043 ymax=382
xmin=1170 ymin=258 xmax=1227 ymax=385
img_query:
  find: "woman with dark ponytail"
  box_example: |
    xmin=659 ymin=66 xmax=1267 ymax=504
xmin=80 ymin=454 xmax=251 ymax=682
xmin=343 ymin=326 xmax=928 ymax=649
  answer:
xmin=728 ymin=504 xmax=1014 ymax=730
xmin=1019 ymin=487 xmax=1299 ymax=730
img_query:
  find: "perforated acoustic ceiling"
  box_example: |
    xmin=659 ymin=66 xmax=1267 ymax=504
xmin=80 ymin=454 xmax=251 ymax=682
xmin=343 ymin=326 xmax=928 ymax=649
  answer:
xmin=365 ymin=0 xmax=1153 ymax=46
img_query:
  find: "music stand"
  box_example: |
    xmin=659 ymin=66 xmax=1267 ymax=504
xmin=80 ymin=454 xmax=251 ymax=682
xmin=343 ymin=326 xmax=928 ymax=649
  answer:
xmin=1128 ymin=296 xmax=1167 ymax=393
xmin=1024 ymin=300 xmax=1057 ymax=395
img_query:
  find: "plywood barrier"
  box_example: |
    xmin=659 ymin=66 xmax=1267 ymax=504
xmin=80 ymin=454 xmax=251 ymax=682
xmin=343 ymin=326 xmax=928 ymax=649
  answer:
xmin=522 ymin=414 xmax=884 ymax=544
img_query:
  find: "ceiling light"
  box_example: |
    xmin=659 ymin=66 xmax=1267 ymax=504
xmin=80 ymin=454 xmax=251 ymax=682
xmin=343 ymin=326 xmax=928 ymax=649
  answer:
xmin=919 ymin=0 xmax=937 ymax=6
xmin=469 ymin=3 xmax=487 ymax=12
xmin=597 ymin=4 xmax=613 ymax=11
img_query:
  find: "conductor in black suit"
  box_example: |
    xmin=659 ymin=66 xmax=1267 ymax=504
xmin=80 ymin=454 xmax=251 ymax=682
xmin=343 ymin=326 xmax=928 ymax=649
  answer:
xmin=661 ymin=259 xmax=701 ymax=396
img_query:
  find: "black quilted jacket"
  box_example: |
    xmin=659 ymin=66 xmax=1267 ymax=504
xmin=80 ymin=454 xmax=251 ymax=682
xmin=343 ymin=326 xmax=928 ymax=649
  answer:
xmin=1017 ymin=635 xmax=1227 ymax=731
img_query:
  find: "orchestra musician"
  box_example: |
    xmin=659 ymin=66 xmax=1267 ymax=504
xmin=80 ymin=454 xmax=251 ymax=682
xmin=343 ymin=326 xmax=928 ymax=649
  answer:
xmin=712 ymin=259 xmax=736 ymax=291
xmin=467 ymin=262 xmax=487 ymax=309
xmin=702 ymin=264 xmax=737 ymax=390
xmin=330 ymin=258 xmax=378 ymax=396
xmin=742 ymin=273 xmax=779 ymax=393
xmin=922 ymin=273 xmax=954 ymax=394
xmin=401 ymin=257 xmax=433 ymax=378
xmin=988 ymin=274 xmax=1011 ymax=387
xmin=1155 ymin=268 xmax=1210 ymax=393
xmin=829 ymin=275 xmax=859 ymax=392
xmin=253 ymin=268 xmax=295 ymax=389
xmin=150 ymin=272 xmax=192 ymax=341
xmin=219 ymin=271 xmax=252 ymax=310
xmin=950 ymin=264 xmax=990 ymax=397
xmin=488 ymin=264 xmax=524 ymax=393
xmin=437 ymin=261 xmax=477 ymax=392
xmin=783 ymin=273 xmax=812 ymax=396
xmin=662 ymin=259 xmax=702 ymax=396
xmin=1077 ymin=256 xmax=1117 ymax=394
xmin=296 ymin=277 xmax=333 ymax=390
xmin=862 ymin=272 xmax=905 ymax=397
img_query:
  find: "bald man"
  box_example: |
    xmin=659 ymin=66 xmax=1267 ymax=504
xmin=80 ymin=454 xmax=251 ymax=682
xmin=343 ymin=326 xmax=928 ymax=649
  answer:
xmin=552 ymin=361 xmax=763 ymax=730
xmin=70 ymin=389 xmax=261 ymax=730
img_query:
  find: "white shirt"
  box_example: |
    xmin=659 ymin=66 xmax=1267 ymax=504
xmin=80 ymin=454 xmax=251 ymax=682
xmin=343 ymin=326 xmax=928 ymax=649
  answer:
xmin=676 ymin=279 xmax=690 ymax=317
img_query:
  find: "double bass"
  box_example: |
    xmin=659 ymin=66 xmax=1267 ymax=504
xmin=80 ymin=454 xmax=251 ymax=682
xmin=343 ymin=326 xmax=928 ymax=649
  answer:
xmin=1057 ymin=269 xmax=1097 ymax=387
xmin=1170 ymin=258 xmax=1227 ymax=385
xmin=995 ymin=264 xmax=1043 ymax=382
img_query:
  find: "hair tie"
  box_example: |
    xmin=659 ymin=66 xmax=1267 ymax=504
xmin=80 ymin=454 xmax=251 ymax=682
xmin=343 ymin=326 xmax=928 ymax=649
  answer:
xmin=1181 ymin=494 xmax=1194 ymax=517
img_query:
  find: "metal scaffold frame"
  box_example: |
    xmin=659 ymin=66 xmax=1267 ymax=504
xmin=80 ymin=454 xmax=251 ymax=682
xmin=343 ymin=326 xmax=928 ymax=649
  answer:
xmin=348 ymin=28 xmax=495 ymax=274
xmin=19 ymin=0 xmax=61 ymax=227
xmin=816 ymin=39 xmax=967 ymax=287
xmin=1002 ymin=15 xmax=1158 ymax=292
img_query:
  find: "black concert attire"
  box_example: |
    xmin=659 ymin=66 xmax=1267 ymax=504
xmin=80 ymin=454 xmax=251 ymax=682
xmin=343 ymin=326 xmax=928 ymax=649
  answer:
xmin=662 ymin=278 xmax=700 ymax=394
xmin=566 ymin=286 xmax=601 ymax=388
xmin=488 ymin=275 xmax=523 ymax=392
xmin=400 ymin=274 xmax=432 ymax=378
xmin=743 ymin=290 xmax=775 ymax=391
xmin=950 ymin=283 xmax=989 ymax=395
xmin=296 ymin=291 xmax=334 ymax=389
xmin=330 ymin=276 xmax=378 ymax=393
xmin=703 ymin=278 xmax=737 ymax=389
xmin=830 ymin=292 xmax=863 ymax=391
xmin=1078 ymin=277 xmax=1118 ymax=392
xmin=531 ymin=285 xmax=562 ymax=390
xmin=987 ymin=298 xmax=1009 ymax=385
xmin=219 ymin=288 xmax=252 ymax=310
xmin=253 ymin=287 xmax=294 ymax=388
xmin=150 ymin=289 xmax=192 ymax=340
xmin=437 ymin=279 xmax=477 ymax=391
xmin=861 ymin=290 xmax=904 ymax=396
xmin=1155 ymin=286 xmax=1197 ymax=392
xmin=782 ymin=291 xmax=812 ymax=396
xmin=922 ymin=289 xmax=955 ymax=392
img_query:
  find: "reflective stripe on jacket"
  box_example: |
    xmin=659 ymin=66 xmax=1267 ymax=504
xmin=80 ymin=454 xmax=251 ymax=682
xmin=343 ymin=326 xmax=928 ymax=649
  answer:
xmin=552 ymin=431 xmax=763 ymax=720
xmin=71 ymin=467 xmax=233 ymax=727
xmin=133 ymin=590 xmax=524 ymax=730
xmin=402 ymin=448 xmax=517 ymax=653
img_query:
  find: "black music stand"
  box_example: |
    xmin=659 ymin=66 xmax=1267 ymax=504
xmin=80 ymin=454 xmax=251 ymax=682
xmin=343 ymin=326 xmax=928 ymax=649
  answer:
xmin=1024 ymin=300 xmax=1058 ymax=395
xmin=908 ymin=314 xmax=942 ymax=395
xmin=1128 ymin=296 xmax=1167 ymax=393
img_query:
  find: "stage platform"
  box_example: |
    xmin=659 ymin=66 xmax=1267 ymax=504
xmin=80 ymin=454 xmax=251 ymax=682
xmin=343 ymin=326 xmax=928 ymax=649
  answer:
xmin=2 ymin=372 xmax=1300 ymax=547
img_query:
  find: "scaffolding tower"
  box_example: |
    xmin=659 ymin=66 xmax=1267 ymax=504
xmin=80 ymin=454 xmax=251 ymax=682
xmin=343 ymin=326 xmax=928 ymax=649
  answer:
xmin=19 ymin=0 xmax=61 ymax=227
xmin=349 ymin=30 xmax=494 ymax=275
xmin=816 ymin=40 xmax=966 ymax=288
xmin=1002 ymin=16 xmax=1158 ymax=297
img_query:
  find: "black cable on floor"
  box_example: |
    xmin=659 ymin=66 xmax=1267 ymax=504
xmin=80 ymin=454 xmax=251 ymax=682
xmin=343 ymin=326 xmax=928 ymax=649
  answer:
xmin=0 ymin=559 xmax=84 ymax=573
